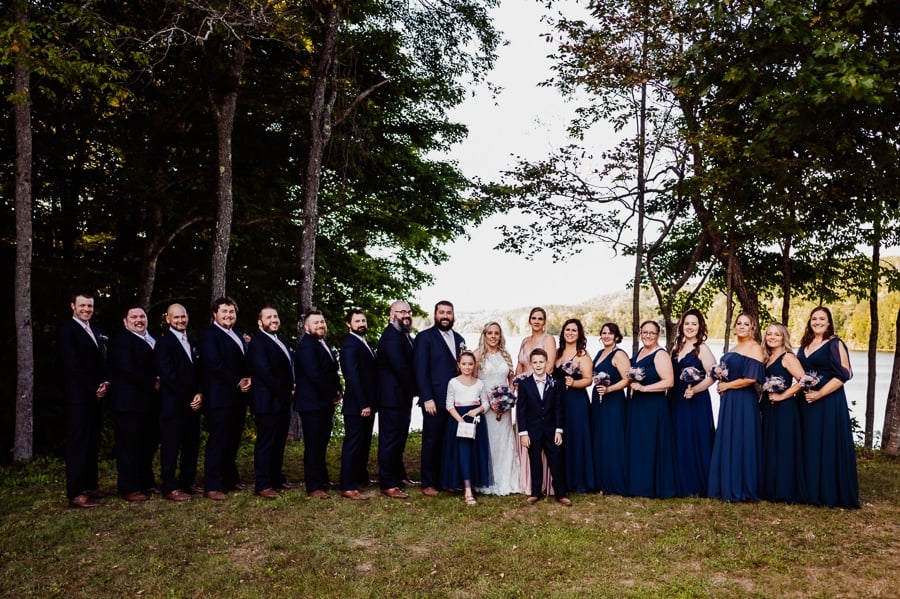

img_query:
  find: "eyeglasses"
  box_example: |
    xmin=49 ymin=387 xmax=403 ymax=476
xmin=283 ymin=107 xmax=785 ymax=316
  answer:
xmin=640 ymin=331 xmax=659 ymax=337
xmin=393 ymin=309 xmax=412 ymax=315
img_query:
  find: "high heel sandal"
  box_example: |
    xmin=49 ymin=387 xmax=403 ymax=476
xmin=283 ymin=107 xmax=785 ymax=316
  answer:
xmin=464 ymin=494 xmax=477 ymax=506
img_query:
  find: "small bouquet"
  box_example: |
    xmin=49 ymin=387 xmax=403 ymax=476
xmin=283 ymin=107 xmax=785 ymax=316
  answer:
xmin=798 ymin=371 xmax=821 ymax=390
xmin=560 ymin=360 xmax=581 ymax=377
xmin=762 ymin=376 xmax=786 ymax=393
xmin=593 ymin=371 xmax=611 ymax=387
xmin=709 ymin=362 xmax=729 ymax=382
xmin=627 ymin=366 xmax=645 ymax=382
xmin=511 ymin=373 xmax=528 ymax=388
xmin=488 ymin=385 xmax=517 ymax=421
xmin=679 ymin=366 xmax=704 ymax=384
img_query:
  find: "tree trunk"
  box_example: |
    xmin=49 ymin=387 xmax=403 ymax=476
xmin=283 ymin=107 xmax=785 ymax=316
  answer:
xmin=780 ymin=229 xmax=793 ymax=323
xmin=630 ymin=25 xmax=648 ymax=356
xmin=865 ymin=216 xmax=881 ymax=449
xmin=13 ymin=0 xmax=34 ymax=462
xmin=881 ymin=305 xmax=900 ymax=456
xmin=297 ymin=2 xmax=340 ymax=322
xmin=723 ymin=244 xmax=734 ymax=353
xmin=209 ymin=41 xmax=246 ymax=302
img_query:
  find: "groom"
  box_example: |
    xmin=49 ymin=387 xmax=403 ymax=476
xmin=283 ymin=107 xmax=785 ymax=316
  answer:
xmin=413 ymin=300 xmax=466 ymax=496
xmin=516 ymin=348 xmax=571 ymax=506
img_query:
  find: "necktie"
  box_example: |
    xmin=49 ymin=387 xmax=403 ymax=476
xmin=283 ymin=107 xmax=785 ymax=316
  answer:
xmin=320 ymin=339 xmax=333 ymax=361
xmin=442 ymin=331 xmax=456 ymax=358
xmin=143 ymin=334 xmax=155 ymax=349
xmin=228 ymin=329 xmax=245 ymax=354
xmin=83 ymin=323 xmax=98 ymax=346
xmin=181 ymin=333 xmax=192 ymax=362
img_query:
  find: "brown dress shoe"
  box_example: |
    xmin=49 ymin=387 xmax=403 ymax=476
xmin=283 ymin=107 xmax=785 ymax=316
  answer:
xmin=421 ymin=486 xmax=439 ymax=497
xmin=526 ymin=496 xmax=540 ymax=504
xmin=340 ymin=490 xmax=370 ymax=500
xmin=204 ymin=490 xmax=229 ymax=500
xmin=382 ymin=487 xmax=410 ymax=499
xmin=255 ymin=488 xmax=280 ymax=499
xmin=184 ymin=484 xmax=205 ymax=495
xmin=557 ymin=497 xmax=573 ymax=507
xmin=164 ymin=489 xmax=192 ymax=502
xmin=308 ymin=489 xmax=331 ymax=499
xmin=68 ymin=494 xmax=100 ymax=509
xmin=123 ymin=491 xmax=149 ymax=502
xmin=278 ymin=481 xmax=301 ymax=490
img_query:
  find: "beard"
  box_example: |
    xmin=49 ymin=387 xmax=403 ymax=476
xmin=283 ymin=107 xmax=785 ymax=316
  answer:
xmin=394 ymin=316 xmax=413 ymax=334
xmin=352 ymin=325 xmax=368 ymax=336
xmin=437 ymin=317 xmax=454 ymax=332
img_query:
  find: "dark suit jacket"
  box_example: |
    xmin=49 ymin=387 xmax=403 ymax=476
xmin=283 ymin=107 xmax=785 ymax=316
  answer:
xmin=339 ymin=333 xmax=377 ymax=416
xmin=413 ymin=326 xmax=466 ymax=407
xmin=294 ymin=334 xmax=341 ymax=413
xmin=58 ymin=318 xmax=108 ymax=404
xmin=515 ymin=374 xmax=565 ymax=439
xmin=376 ymin=324 xmax=416 ymax=409
xmin=108 ymin=329 xmax=158 ymax=413
xmin=249 ymin=332 xmax=295 ymax=414
xmin=199 ymin=325 xmax=249 ymax=410
xmin=155 ymin=329 xmax=201 ymax=418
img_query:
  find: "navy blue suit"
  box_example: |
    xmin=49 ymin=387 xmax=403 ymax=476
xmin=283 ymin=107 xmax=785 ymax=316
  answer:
xmin=338 ymin=333 xmax=377 ymax=491
xmin=294 ymin=334 xmax=341 ymax=493
xmin=155 ymin=329 xmax=202 ymax=494
xmin=413 ymin=326 xmax=466 ymax=489
xmin=199 ymin=324 xmax=250 ymax=492
xmin=108 ymin=329 xmax=160 ymax=495
xmin=516 ymin=374 xmax=567 ymax=498
xmin=58 ymin=318 xmax=107 ymax=499
xmin=376 ymin=323 xmax=416 ymax=489
xmin=248 ymin=332 xmax=294 ymax=491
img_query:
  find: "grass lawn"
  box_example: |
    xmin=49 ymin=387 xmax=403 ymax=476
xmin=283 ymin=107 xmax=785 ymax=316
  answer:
xmin=1 ymin=434 xmax=897 ymax=598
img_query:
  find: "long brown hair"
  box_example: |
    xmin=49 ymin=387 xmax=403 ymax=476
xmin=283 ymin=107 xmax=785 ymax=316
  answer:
xmin=673 ymin=309 xmax=708 ymax=357
xmin=800 ymin=306 xmax=836 ymax=348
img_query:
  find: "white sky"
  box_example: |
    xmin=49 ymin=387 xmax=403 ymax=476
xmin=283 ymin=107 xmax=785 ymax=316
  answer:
xmin=414 ymin=0 xmax=635 ymax=313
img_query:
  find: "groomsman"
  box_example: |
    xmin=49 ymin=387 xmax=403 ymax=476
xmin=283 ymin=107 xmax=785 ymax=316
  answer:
xmin=248 ymin=305 xmax=298 ymax=499
xmin=154 ymin=303 xmax=203 ymax=501
xmin=294 ymin=310 xmax=342 ymax=498
xmin=413 ymin=300 xmax=466 ymax=496
xmin=199 ymin=297 xmax=251 ymax=500
xmin=58 ymin=292 xmax=109 ymax=508
xmin=376 ymin=300 xmax=417 ymax=499
xmin=338 ymin=310 xmax=377 ymax=500
xmin=108 ymin=306 xmax=160 ymax=501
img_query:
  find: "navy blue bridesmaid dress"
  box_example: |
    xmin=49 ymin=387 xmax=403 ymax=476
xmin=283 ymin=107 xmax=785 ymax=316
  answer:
xmin=670 ymin=351 xmax=715 ymax=497
xmin=797 ymin=338 xmax=859 ymax=509
xmin=625 ymin=348 xmax=677 ymax=498
xmin=708 ymin=352 xmax=765 ymax=502
xmin=556 ymin=367 xmax=595 ymax=493
xmin=590 ymin=348 xmax=628 ymax=495
xmin=760 ymin=353 xmax=807 ymax=504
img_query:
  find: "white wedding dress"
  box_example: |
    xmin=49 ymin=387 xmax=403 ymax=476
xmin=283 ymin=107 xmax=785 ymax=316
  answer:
xmin=476 ymin=352 xmax=521 ymax=495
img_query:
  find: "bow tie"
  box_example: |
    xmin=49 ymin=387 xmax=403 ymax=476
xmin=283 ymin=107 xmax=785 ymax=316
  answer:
xmin=534 ymin=378 xmax=546 ymax=384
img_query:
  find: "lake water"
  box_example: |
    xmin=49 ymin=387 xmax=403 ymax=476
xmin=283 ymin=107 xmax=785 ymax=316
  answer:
xmin=400 ymin=335 xmax=893 ymax=444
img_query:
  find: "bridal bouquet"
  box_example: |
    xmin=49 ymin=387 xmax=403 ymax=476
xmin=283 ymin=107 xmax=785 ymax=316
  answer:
xmin=798 ymin=371 xmax=821 ymax=390
xmin=593 ymin=371 xmax=611 ymax=387
xmin=627 ymin=366 xmax=645 ymax=382
xmin=488 ymin=385 xmax=517 ymax=421
xmin=762 ymin=376 xmax=787 ymax=393
xmin=679 ymin=366 xmax=704 ymax=383
xmin=709 ymin=362 xmax=729 ymax=382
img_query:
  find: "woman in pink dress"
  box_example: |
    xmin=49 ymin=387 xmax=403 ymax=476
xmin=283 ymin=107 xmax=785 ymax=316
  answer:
xmin=514 ymin=307 xmax=557 ymax=495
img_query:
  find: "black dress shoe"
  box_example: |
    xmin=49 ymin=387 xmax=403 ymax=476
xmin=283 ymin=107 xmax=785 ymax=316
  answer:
xmin=278 ymin=481 xmax=301 ymax=490
xmin=184 ymin=484 xmax=205 ymax=495
xmin=401 ymin=478 xmax=420 ymax=487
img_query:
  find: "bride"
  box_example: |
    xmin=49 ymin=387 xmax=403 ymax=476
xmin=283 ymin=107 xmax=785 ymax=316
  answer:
xmin=474 ymin=322 xmax=520 ymax=495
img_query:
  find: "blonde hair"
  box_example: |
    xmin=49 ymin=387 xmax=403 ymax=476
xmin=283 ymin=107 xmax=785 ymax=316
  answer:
xmin=477 ymin=321 xmax=514 ymax=374
xmin=762 ymin=322 xmax=794 ymax=360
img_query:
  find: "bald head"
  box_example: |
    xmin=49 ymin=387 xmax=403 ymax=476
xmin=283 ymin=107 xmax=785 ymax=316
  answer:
xmin=166 ymin=303 xmax=189 ymax=332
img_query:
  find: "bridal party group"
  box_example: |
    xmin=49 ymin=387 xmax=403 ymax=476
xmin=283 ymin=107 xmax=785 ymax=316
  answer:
xmin=458 ymin=305 xmax=859 ymax=509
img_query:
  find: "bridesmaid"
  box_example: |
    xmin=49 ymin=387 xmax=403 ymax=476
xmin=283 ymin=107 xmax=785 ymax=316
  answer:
xmin=797 ymin=306 xmax=859 ymax=509
xmin=515 ymin=307 xmax=557 ymax=495
xmin=708 ymin=313 xmax=765 ymax=502
xmin=590 ymin=323 xmax=631 ymax=496
xmin=555 ymin=318 xmax=595 ymax=493
xmin=669 ymin=309 xmax=717 ymax=497
xmin=475 ymin=322 xmax=520 ymax=495
xmin=760 ymin=322 xmax=807 ymax=504
xmin=626 ymin=320 xmax=677 ymax=498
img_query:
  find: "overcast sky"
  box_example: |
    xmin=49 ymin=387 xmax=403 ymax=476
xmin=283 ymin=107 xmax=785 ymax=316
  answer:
xmin=413 ymin=1 xmax=634 ymax=313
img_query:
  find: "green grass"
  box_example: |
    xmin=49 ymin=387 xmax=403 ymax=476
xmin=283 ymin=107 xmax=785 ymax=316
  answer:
xmin=1 ymin=437 xmax=898 ymax=598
